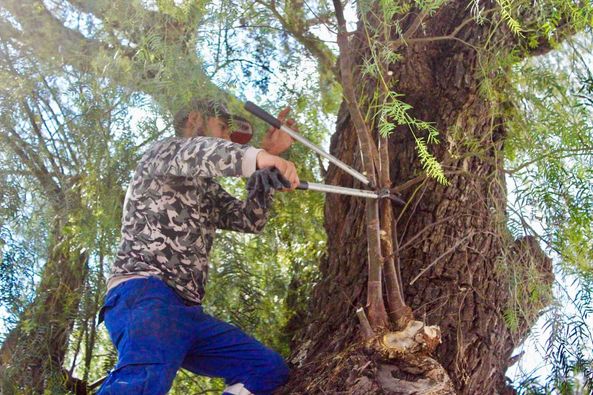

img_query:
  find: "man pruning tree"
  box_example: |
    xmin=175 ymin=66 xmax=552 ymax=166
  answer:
xmin=97 ymin=98 xmax=300 ymax=395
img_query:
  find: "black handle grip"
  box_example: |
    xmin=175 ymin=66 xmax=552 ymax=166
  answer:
xmin=245 ymin=101 xmax=282 ymax=129
xmin=297 ymin=181 xmax=308 ymax=190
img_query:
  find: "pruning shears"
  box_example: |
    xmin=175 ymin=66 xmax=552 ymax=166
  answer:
xmin=244 ymin=101 xmax=404 ymax=204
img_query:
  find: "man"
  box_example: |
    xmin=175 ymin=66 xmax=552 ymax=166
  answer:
xmin=98 ymin=98 xmax=300 ymax=395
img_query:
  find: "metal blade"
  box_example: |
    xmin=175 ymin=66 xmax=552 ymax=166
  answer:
xmin=298 ymin=182 xmax=379 ymax=199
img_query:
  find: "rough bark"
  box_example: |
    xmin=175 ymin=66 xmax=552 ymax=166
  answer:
xmin=283 ymin=2 xmax=555 ymax=394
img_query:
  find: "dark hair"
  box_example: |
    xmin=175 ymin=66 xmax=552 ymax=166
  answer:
xmin=173 ymin=98 xmax=231 ymax=137
xmin=173 ymin=112 xmax=191 ymax=137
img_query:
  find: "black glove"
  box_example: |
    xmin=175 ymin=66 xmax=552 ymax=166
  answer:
xmin=246 ymin=167 xmax=291 ymax=204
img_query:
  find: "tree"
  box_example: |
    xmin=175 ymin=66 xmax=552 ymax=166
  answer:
xmin=0 ymin=52 xmax=141 ymax=390
xmin=276 ymin=1 xmax=592 ymax=393
xmin=0 ymin=0 xmax=592 ymax=393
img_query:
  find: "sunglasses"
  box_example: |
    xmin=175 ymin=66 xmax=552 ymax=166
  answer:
xmin=227 ymin=116 xmax=253 ymax=144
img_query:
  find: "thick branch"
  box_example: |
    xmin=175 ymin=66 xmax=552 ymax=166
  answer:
xmin=332 ymin=0 xmax=380 ymax=185
xmin=379 ymin=134 xmax=411 ymax=327
xmin=365 ymin=200 xmax=389 ymax=329
xmin=0 ymin=128 xmax=62 ymax=201
xmin=333 ymin=0 xmax=388 ymax=330
xmin=2 ymin=0 xmax=134 ymax=72
xmin=257 ymin=0 xmax=336 ymax=79
xmin=21 ymin=100 xmax=64 ymax=178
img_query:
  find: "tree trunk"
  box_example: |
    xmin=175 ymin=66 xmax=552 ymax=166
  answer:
xmin=1 ymin=214 xmax=88 ymax=393
xmin=284 ymin=2 xmax=553 ymax=394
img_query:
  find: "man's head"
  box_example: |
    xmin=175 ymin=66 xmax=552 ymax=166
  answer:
xmin=173 ymin=99 xmax=253 ymax=144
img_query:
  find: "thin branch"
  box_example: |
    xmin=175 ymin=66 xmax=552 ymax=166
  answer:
xmin=208 ymin=57 xmax=276 ymax=79
xmin=316 ymin=153 xmax=327 ymax=178
xmin=506 ymin=147 xmax=593 ymax=175
xmin=21 ymin=100 xmax=64 ymax=178
xmin=390 ymin=12 xmax=481 ymax=51
xmin=332 ymin=0 xmax=380 ymax=185
xmin=397 ymin=177 xmax=429 ymax=237
xmin=401 ymin=9 xmax=429 ymax=42
xmin=40 ymin=75 xmax=88 ymax=168
xmin=302 ymin=1 xmax=336 ymax=32
xmin=0 ymin=39 xmax=68 ymax=179
xmin=391 ymin=170 xmax=469 ymax=195
xmin=392 ymin=218 xmax=404 ymax=302
xmin=33 ymin=100 xmax=67 ymax=176
xmin=197 ymin=24 xmax=292 ymax=35
xmin=399 ymin=214 xmax=467 ymax=252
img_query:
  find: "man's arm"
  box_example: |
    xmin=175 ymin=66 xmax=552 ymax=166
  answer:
xmin=138 ymin=136 xmax=261 ymax=178
xmin=212 ymin=182 xmax=272 ymax=234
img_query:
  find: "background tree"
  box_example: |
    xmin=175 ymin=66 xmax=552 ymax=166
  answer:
xmin=0 ymin=47 xmax=143 ymax=390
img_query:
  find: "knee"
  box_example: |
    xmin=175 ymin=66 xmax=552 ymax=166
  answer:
xmin=272 ymin=353 xmax=290 ymax=384
xmin=247 ymin=351 xmax=290 ymax=393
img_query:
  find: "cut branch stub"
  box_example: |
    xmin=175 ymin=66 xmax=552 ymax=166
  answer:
xmin=371 ymin=320 xmax=455 ymax=394
xmin=380 ymin=320 xmax=442 ymax=358
xmin=356 ymin=307 xmax=375 ymax=339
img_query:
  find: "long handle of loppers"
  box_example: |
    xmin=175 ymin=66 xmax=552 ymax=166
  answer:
xmin=244 ymin=101 xmax=371 ymax=186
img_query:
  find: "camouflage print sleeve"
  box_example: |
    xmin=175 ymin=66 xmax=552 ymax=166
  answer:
xmin=212 ymin=182 xmax=273 ymax=234
xmin=139 ymin=136 xmax=262 ymax=179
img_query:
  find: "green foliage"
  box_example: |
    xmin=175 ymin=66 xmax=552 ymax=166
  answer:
xmin=378 ymin=92 xmax=449 ymax=185
xmin=495 ymin=0 xmax=524 ymax=37
xmin=498 ymin=248 xmax=553 ymax=335
xmin=500 ymin=32 xmax=593 ymax=390
xmin=199 ymin=0 xmax=340 ymax=115
xmin=359 ymin=1 xmax=451 ymax=186
xmin=414 ymin=0 xmax=448 ymax=15
xmin=0 ymin=227 xmax=36 ymax=329
xmin=377 ymin=0 xmax=410 ymax=21
xmin=536 ymin=275 xmax=593 ymax=393
xmin=0 ymin=16 xmax=164 ymax=388
xmin=0 ymin=0 xmax=333 ymax=390
xmin=505 ymin=37 xmax=593 ymax=277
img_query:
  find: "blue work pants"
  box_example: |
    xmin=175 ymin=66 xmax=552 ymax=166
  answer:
xmin=97 ymin=277 xmax=289 ymax=395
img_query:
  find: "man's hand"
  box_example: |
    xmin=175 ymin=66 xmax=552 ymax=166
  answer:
xmin=260 ymin=107 xmax=296 ymax=156
xmin=256 ymin=150 xmax=299 ymax=190
xmin=247 ymin=168 xmax=291 ymax=195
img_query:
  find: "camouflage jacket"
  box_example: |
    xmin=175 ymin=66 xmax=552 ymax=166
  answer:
xmin=107 ymin=136 xmax=269 ymax=304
